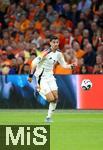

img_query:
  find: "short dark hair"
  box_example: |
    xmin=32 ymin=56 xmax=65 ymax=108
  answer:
xmin=49 ymin=35 xmax=58 ymax=41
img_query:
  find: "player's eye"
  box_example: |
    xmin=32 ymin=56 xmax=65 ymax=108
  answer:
xmin=55 ymin=41 xmax=58 ymax=43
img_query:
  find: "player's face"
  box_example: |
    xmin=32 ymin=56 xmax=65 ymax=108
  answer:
xmin=50 ymin=39 xmax=59 ymax=51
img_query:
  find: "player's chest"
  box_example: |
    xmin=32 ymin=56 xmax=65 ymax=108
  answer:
xmin=44 ymin=53 xmax=58 ymax=64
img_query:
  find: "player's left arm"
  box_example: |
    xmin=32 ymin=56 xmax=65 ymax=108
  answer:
xmin=57 ymin=52 xmax=76 ymax=69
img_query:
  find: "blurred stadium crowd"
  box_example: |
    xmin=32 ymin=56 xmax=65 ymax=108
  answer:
xmin=0 ymin=0 xmax=103 ymax=75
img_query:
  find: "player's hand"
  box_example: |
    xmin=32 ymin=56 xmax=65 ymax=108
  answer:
xmin=28 ymin=77 xmax=32 ymax=82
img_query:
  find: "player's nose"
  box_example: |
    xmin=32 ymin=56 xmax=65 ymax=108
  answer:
xmin=55 ymin=43 xmax=58 ymax=46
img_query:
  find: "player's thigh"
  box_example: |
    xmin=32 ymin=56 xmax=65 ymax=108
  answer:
xmin=40 ymin=79 xmax=55 ymax=102
xmin=48 ymin=77 xmax=58 ymax=101
xmin=48 ymin=77 xmax=58 ymax=93
xmin=40 ymin=79 xmax=50 ymax=94
xmin=45 ymin=92 xmax=55 ymax=102
xmin=51 ymin=90 xmax=58 ymax=100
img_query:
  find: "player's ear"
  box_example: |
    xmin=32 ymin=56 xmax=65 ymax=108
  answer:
xmin=50 ymin=41 xmax=52 ymax=46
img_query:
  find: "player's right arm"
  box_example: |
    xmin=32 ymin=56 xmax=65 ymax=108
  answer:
xmin=57 ymin=52 xmax=76 ymax=69
xmin=28 ymin=49 xmax=50 ymax=82
xmin=28 ymin=56 xmax=42 ymax=82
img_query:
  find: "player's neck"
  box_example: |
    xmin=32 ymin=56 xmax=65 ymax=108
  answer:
xmin=50 ymin=47 xmax=57 ymax=53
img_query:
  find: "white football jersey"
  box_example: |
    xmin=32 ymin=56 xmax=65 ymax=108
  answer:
xmin=32 ymin=50 xmax=68 ymax=78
